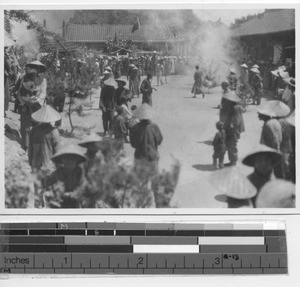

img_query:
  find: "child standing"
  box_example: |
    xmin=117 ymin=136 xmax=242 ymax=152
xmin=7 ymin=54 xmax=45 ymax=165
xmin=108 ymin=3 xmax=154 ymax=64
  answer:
xmin=212 ymin=121 xmax=226 ymax=169
xmin=112 ymin=107 xmax=127 ymax=154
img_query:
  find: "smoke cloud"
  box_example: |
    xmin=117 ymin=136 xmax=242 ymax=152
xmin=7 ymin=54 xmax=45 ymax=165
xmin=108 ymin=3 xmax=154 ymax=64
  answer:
xmin=188 ymin=21 xmax=243 ymax=82
xmin=10 ymin=20 xmax=40 ymax=55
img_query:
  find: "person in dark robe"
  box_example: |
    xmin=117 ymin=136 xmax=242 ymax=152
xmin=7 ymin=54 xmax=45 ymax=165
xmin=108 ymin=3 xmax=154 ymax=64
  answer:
xmin=130 ymin=104 xmax=163 ymax=207
xmin=258 ymin=100 xmax=290 ymax=152
xmin=242 ymin=145 xmax=282 ymax=207
xmin=140 ymin=73 xmax=156 ymax=106
xmin=44 ymin=144 xmax=87 ymax=208
xmin=114 ymin=77 xmax=131 ymax=108
xmin=99 ymin=78 xmax=116 ymax=136
xmin=28 ymin=105 xmax=61 ymax=173
xmin=250 ymin=67 xmax=263 ymax=105
xmin=192 ymin=65 xmax=204 ymax=98
xmin=219 ymin=82 xmax=244 ymax=165
xmin=112 ymin=107 xmax=127 ymax=153
xmin=78 ymin=133 xmax=105 ymax=177
xmin=212 ymin=121 xmax=226 ymax=169
xmin=259 ymin=100 xmax=291 ymax=179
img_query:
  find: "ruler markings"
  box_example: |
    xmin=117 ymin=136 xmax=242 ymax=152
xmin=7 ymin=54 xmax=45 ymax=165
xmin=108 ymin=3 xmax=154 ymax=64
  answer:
xmin=0 ymin=222 xmax=287 ymax=275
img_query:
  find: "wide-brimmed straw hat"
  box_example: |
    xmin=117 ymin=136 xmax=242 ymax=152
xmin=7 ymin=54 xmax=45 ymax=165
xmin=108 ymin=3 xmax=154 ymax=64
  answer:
xmin=255 ymin=179 xmax=295 ymax=208
xmin=133 ymin=104 xmax=154 ymax=120
xmin=26 ymin=60 xmax=46 ymax=73
xmin=278 ymin=70 xmax=289 ymax=79
xmin=240 ymin=63 xmax=248 ymax=68
xmin=283 ymin=77 xmax=295 ymax=87
xmin=257 ymin=100 xmax=290 ymax=118
xmin=78 ymin=133 xmax=104 ymax=147
xmin=115 ymin=76 xmax=129 ymax=88
xmin=52 ymin=144 xmax=86 ymax=164
xmin=222 ymin=90 xmax=241 ymax=103
xmin=209 ymin=166 xmax=257 ymax=199
xmin=102 ymin=70 xmax=110 ymax=75
xmin=31 ymin=105 xmax=61 ymax=123
xmin=242 ymin=144 xmax=282 ymax=167
xmin=105 ymin=66 xmax=112 ymax=72
xmin=250 ymin=67 xmax=260 ymax=74
xmin=104 ymin=78 xmax=118 ymax=88
xmin=286 ymin=110 xmax=295 ymax=126
xmin=271 ymin=70 xmax=279 ymax=77
xmin=229 ymin=67 xmax=236 ymax=74
xmin=252 ymin=64 xmax=259 ymax=69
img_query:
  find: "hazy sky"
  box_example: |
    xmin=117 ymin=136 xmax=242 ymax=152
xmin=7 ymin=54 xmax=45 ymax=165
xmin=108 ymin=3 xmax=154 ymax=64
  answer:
xmin=194 ymin=9 xmax=265 ymax=26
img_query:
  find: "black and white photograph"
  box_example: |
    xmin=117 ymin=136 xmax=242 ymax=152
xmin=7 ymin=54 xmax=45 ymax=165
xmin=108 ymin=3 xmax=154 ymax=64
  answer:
xmin=3 ymin=6 xmax=296 ymax=209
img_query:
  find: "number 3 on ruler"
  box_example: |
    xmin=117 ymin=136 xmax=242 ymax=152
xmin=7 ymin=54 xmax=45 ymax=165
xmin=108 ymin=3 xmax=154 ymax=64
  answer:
xmin=215 ymin=257 xmax=220 ymax=265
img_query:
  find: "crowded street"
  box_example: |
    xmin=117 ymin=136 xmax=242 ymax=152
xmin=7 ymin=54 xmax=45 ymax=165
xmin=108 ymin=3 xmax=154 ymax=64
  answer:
xmin=52 ymin=72 xmax=263 ymax=208
xmin=4 ymin=9 xmax=295 ymax=208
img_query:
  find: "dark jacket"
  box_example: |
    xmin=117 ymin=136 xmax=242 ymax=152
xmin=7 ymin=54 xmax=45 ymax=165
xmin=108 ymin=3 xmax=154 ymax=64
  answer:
xmin=99 ymin=85 xmax=115 ymax=110
xmin=212 ymin=130 xmax=226 ymax=155
xmin=28 ymin=124 xmax=60 ymax=170
xmin=140 ymin=78 xmax=153 ymax=96
xmin=130 ymin=120 xmax=163 ymax=162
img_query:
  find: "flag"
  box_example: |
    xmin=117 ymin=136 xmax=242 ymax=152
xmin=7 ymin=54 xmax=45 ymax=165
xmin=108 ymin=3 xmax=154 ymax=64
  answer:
xmin=131 ymin=17 xmax=140 ymax=33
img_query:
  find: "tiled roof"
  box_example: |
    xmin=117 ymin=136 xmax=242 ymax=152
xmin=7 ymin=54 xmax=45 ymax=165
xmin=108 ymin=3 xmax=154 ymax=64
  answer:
xmin=64 ymin=24 xmax=176 ymax=42
xmin=232 ymin=9 xmax=295 ymax=37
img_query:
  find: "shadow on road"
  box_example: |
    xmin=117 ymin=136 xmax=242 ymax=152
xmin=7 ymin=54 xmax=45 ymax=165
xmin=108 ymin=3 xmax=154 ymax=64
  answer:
xmin=192 ymin=164 xmax=215 ymax=172
xmin=214 ymin=194 xmax=228 ymax=203
xmin=198 ymin=140 xmax=212 ymax=146
xmin=5 ymin=124 xmax=22 ymax=145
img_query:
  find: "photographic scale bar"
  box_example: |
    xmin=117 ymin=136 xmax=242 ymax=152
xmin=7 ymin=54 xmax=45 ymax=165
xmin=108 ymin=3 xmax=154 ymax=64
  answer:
xmin=0 ymin=221 xmax=287 ymax=275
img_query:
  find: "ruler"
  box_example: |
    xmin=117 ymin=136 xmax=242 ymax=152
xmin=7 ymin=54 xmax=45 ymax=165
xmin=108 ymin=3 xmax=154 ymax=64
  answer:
xmin=0 ymin=221 xmax=287 ymax=275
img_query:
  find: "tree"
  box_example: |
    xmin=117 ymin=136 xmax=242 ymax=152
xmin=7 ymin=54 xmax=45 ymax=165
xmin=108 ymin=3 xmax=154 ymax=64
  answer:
xmin=230 ymin=13 xmax=264 ymax=29
xmin=4 ymin=10 xmax=43 ymax=34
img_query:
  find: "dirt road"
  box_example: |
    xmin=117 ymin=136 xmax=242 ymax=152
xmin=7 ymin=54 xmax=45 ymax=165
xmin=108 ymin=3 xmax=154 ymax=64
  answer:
xmin=60 ymin=72 xmax=263 ymax=208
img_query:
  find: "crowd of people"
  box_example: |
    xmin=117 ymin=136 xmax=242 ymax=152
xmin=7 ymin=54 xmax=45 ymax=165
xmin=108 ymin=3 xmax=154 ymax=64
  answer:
xmin=209 ymin=61 xmax=295 ymax=208
xmin=4 ymin=34 xmax=296 ymax=208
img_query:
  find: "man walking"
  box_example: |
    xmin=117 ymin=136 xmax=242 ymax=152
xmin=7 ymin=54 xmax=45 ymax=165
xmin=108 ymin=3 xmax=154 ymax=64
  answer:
xmin=130 ymin=104 xmax=163 ymax=207
xmin=140 ymin=73 xmax=156 ymax=106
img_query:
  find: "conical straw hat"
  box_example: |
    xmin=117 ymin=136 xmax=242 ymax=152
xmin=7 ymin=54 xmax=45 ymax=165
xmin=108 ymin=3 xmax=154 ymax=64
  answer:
xmin=115 ymin=76 xmax=129 ymax=87
xmin=52 ymin=144 xmax=86 ymax=163
xmin=105 ymin=66 xmax=112 ymax=71
xmin=104 ymin=78 xmax=118 ymax=88
xmin=229 ymin=67 xmax=236 ymax=74
xmin=133 ymin=103 xmax=154 ymax=120
xmin=286 ymin=110 xmax=295 ymax=126
xmin=255 ymin=179 xmax=295 ymax=208
xmin=257 ymin=100 xmax=290 ymax=118
xmin=222 ymin=90 xmax=241 ymax=103
xmin=242 ymin=144 xmax=282 ymax=167
xmin=278 ymin=70 xmax=289 ymax=79
xmin=209 ymin=166 xmax=257 ymax=199
xmin=271 ymin=70 xmax=279 ymax=77
xmin=250 ymin=67 xmax=260 ymax=74
xmin=26 ymin=60 xmax=46 ymax=73
xmin=78 ymin=133 xmax=103 ymax=147
xmin=252 ymin=64 xmax=259 ymax=69
xmin=31 ymin=105 xmax=61 ymax=123
xmin=240 ymin=63 xmax=248 ymax=68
